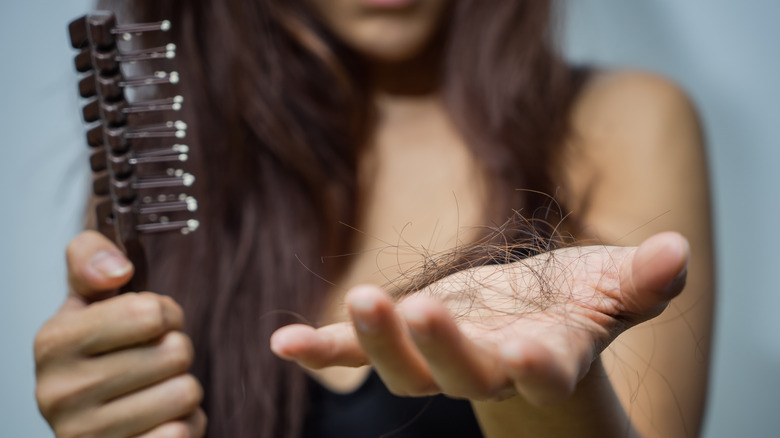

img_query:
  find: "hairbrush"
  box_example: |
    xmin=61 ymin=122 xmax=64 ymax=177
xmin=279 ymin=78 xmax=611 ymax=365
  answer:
xmin=68 ymin=12 xmax=198 ymax=292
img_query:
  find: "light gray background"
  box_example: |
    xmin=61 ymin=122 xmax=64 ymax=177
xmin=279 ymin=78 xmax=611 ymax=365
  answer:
xmin=1 ymin=1 xmax=777 ymax=436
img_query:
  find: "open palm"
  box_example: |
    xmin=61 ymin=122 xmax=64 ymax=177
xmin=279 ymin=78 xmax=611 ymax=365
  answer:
xmin=270 ymin=232 xmax=688 ymax=407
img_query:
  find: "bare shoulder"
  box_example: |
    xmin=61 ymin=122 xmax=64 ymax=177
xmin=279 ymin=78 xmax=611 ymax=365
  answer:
xmin=571 ymin=70 xmax=701 ymax=146
xmin=562 ymin=70 xmax=709 ymax=243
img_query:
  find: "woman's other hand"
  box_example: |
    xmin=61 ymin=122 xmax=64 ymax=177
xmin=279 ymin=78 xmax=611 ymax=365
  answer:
xmin=34 ymin=231 xmax=206 ymax=438
xmin=270 ymin=231 xmax=687 ymax=407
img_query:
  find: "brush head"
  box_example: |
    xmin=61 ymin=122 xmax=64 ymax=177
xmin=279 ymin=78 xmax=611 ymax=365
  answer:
xmin=69 ymin=12 xmax=197 ymax=292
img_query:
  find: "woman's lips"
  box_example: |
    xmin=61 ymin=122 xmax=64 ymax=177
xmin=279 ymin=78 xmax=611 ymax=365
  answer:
xmin=360 ymin=0 xmax=418 ymax=10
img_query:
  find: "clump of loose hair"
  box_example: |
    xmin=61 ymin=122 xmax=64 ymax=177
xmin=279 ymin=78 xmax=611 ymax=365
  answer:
xmin=390 ymin=208 xmax=575 ymax=299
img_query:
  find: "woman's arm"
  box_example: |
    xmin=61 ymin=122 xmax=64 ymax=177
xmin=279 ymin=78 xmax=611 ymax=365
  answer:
xmin=591 ymin=71 xmax=713 ymax=437
xmin=571 ymin=71 xmax=713 ymax=438
xmin=483 ymin=70 xmax=712 ymax=438
xmin=470 ymin=71 xmax=712 ymax=438
xmin=270 ymin=71 xmax=713 ymax=438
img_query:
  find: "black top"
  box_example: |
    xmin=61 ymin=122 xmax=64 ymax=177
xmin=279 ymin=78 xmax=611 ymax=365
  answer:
xmin=303 ymin=370 xmax=484 ymax=438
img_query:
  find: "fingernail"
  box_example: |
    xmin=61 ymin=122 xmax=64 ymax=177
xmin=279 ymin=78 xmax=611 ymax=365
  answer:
xmin=269 ymin=331 xmax=292 ymax=358
xmin=351 ymin=296 xmax=379 ymax=334
xmin=89 ymin=250 xmax=132 ymax=278
xmin=403 ymin=308 xmax=432 ymax=342
xmin=662 ymin=266 xmax=688 ymax=297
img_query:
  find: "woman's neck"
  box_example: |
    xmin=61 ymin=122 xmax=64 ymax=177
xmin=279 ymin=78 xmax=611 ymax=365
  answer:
xmin=366 ymin=28 xmax=445 ymax=97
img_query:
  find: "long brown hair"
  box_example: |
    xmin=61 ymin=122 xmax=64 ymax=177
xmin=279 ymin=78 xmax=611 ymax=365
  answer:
xmin=97 ymin=1 xmax=584 ymax=436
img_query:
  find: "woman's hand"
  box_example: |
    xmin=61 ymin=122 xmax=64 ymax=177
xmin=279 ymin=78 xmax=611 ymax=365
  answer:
xmin=270 ymin=231 xmax=688 ymax=407
xmin=34 ymin=231 xmax=206 ymax=438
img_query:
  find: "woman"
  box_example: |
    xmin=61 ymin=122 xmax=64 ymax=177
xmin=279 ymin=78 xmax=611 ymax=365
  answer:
xmin=34 ymin=0 xmax=713 ymax=437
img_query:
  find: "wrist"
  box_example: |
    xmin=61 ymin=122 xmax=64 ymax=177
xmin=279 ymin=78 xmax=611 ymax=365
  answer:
xmin=471 ymin=357 xmax=640 ymax=438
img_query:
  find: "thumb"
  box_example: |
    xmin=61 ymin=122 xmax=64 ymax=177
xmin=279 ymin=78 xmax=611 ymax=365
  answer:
xmin=619 ymin=231 xmax=689 ymax=322
xmin=65 ymin=230 xmax=134 ymax=307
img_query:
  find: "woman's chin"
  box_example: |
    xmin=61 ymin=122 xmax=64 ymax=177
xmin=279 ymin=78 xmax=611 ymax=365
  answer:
xmin=344 ymin=23 xmax=439 ymax=63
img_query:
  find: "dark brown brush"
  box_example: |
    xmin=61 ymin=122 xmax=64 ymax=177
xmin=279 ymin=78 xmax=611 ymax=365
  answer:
xmin=68 ymin=11 xmax=198 ymax=293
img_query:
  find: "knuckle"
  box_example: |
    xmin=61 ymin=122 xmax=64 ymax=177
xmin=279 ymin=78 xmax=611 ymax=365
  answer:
xmin=35 ymin=377 xmax=74 ymax=421
xmin=34 ymin=318 xmax=78 ymax=367
xmin=160 ymin=332 xmax=195 ymax=373
xmin=35 ymin=384 xmax=56 ymax=419
xmin=124 ymin=293 xmax=167 ymax=338
xmin=33 ymin=323 xmax=60 ymax=366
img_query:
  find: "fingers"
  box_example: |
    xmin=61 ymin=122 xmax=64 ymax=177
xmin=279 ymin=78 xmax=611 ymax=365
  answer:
xmin=274 ymin=285 xmax=524 ymax=400
xmin=619 ymin=231 xmax=689 ymax=320
xmin=271 ymin=286 xmax=440 ymax=396
xmin=36 ymin=330 xmax=195 ymax=420
xmin=36 ymin=322 xmax=201 ymax=438
xmin=35 ymin=292 xmax=184 ymax=365
xmin=400 ymin=296 xmax=511 ymax=400
xmin=499 ymin=337 xmax=577 ymax=406
xmin=92 ymin=331 xmax=195 ymax=403
xmin=99 ymin=374 xmax=203 ymax=437
xmin=133 ymin=409 xmax=207 ymax=438
xmin=270 ymin=231 xmax=692 ymax=406
xmin=52 ymin=374 xmax=204 ymax=438
xmin=270 ymin=323 xmax=368 ymax=368
xmin=135 ymin=409 xmax=207 ymax=438
xmin=79 ymin=292 xmax=185 ymax=355
xmin=38 ymin=232 xmax=199 ymax=437
xmin=347 ymin=286 xmax=437 ymax=396
xmin=66 ymin=230 xmax=134 ymax=303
